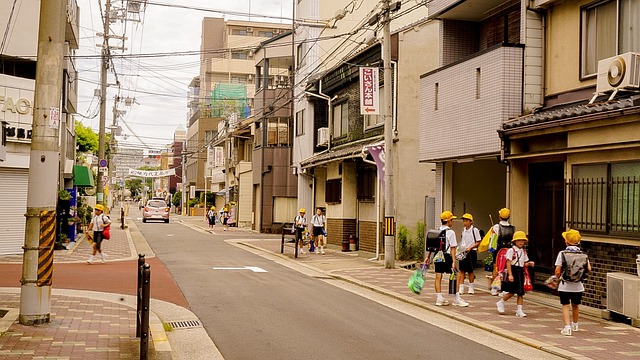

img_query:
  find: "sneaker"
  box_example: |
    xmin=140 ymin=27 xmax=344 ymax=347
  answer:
xmin=490 ymin=288 xmax=498 ymax=296
xmin=561 ymin=327 xmax=572 ymax=336
xmin=435 ymin=299 xmax=450 ymax=306
xmin=452 ymin=298 xmax=469 ymax=307
xmin=499 ymin=291 xmax=508 ymax=297
xmin=496 ymin=300 xmax=505 ymax=314
xmin=571 ymin=323 xmax=579 ymax=332
xmin=321 ymin=250 xmax=326 ymax=255
xmin=100 ymin=253 xmax=107 ymax=263
xmin=515 ymin=310 xmax=527 ymax=317
xmin=86 ymin=256 xmax=94 ymax=264
xmin=299 ymin=249 xmax=305 ymax=254
xmin=467 ymin=287 xmax=475 ymax=295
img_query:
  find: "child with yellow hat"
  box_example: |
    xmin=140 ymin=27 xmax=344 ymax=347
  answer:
xmin=496 ymin=231 xmax=535 ymax=317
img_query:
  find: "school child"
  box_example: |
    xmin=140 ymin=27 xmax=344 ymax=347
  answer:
xmin=555 ymin=229 xmax=592 ymax=336
xmin=294 ymin=208 xmax=307 ymax=254
xmin=496 ymin=231 xmax=535 ymax=317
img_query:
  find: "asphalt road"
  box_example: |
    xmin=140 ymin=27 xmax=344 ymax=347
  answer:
xmin=134 ymin=219 xmax=520 ymax=360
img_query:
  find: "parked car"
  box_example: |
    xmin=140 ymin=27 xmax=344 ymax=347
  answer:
xmin=142 ymin=199 xmax=170 ymax=223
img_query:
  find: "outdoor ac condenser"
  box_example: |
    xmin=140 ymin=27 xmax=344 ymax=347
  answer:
xmin=606 ymin=272 xmax=640 ymax=319
xmin=596 ymin=52 xmax=640 ymax=94
xmin=317 ymin=127 xmax=329 ymax=147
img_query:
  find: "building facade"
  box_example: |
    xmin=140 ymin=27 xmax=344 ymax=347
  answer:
xmin=0 ymin=0 xmax=80 ymax=255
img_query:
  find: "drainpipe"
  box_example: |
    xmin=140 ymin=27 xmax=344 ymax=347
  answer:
xmin=391 ymin=60 xmax=398 ymax=140
xmin=362 ymin=153 xmax=380 ymax=261
xmin=304 ymin=80 xmax=337 ymax=150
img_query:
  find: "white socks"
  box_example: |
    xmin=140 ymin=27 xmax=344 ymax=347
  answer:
xmin=517 ymin=305 xmax=523 ymax=312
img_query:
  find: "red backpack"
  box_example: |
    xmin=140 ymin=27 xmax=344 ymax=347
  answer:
xmin=496 ymin=248 xmax=509 ymax=280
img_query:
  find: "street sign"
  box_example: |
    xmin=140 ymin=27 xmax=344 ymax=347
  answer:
xmin=360 ymin=67 xmax=379 ymax=115
xmin=99 ymin=166 xmax=108 ymax=172
xmin=99 ymin=159 xmax=108 ymax=168
xmin=102 ymin=175 xmax=109 ymax=185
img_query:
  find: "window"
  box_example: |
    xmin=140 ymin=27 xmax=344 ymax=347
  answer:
xmin=581 ymin=0 xmax=640 ymax=77
xmin=231 ymin=76 xmax=247 ymax=84
xmin=357 ymin=167 xmax=376 ymax=201
xmin=232 ymin=29 xmax=248 ymax=36
xmin=267 ymin=117 xmax=290 ymax=146
xmin=295 ymin=109 xmax=304 ymax=136
xmin=365 ymin=86 xmax=384 ymax=128
xmin=568 ymin=162 xmax=640 ymax=237
xmin=231 ymin=51 xmax=248 ymax=60
xmin=297 ymin=43 xmax=307 ymax=68
xmin=326 ymin=179 xmax=342 ymax=203
xmin=259 ymin=31 xmax=274 ymax=37
xmin=332 ymin=102 xmax=348 ymax=138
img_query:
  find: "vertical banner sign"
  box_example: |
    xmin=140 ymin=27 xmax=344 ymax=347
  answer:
xmin=360 ymin=67 xmax=379 ymax=115
xmin=367 ymin=145 xmax=385 ymax=191
xmin=48 ymin=107 xmax=60 ymax=129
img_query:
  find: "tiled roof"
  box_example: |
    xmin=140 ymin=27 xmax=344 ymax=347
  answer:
xmin=300 ymin=136 xmax=383 ymax=168
xmin=502 ymin=94 xmax=640 ymax=132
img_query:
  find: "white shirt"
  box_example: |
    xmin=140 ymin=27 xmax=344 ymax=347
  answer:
xmin=90 ymin=214 xmax=110 ymax=232
xmin=555 ymin=246 xmax=585 ymax=292
xmin=295 ymin=215 xmax=307 ymax=228
xmin=491 ymin=220 xmax=511 ymax=235
xmin=505 ymin=246 xmax=529 ymax=267
xmin=459 ymin=226 xmax=481 ymax=251
xmin=311 ymin=214 xmax=325 ymax=227
xmin=438 ymin=225 xmax=457 ymax=254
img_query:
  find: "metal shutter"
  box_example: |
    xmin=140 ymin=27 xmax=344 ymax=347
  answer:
xmin=0 ymin=168 xmax=28 ymax=255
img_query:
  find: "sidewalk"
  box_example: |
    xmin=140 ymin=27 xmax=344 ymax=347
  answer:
xmin=0 ymin=214 xmax=221 ymax=360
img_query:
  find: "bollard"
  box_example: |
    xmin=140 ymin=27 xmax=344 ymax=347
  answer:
xmin=136 ymin=254 xmax=145 ymax=337
xmin=139 ymin=263 xmax=151 ymax=360
xmin=121 ymin=207 xmax=125 ymax=229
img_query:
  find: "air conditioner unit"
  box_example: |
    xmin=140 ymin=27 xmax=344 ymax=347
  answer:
xmin=246 ymin=27 xmax=254 ymax=33
xmin=317 ymin=127 xmax=329 ymax=147
xmin=607 ymin=272 xmax=640 ymax=320
xmin=596 ymin=52 xmax=640 ymax=94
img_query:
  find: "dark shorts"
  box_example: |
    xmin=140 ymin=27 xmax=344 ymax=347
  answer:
xmin=223 ymin=217 xmax=228 ymax=225
xmin=502 ymin=266 xmax=525 ymax=296
xmin=434 ymin=253 xmax=453 ymax=274
xmin=559 ymin=291 xmax=583 ymax=305
xmin=313 ymin=227 xmax=324 ymax=237
xmin=458 ymin=250 xmax=477 ymax=273
xmin=296 ymin=228 xmax=304 ymax=241
xmin=92 ymin=231 xmax=103 ymax=249
xmin=208 ymin=216 xmax=215 ymax=225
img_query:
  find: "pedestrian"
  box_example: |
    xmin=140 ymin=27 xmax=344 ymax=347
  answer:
xmin=496 ymin=231 xmax=534 ymax=317
xmin=311 ymin=208 xmax=326 ymax=255
xmin=207 ymin=206 xmax=216 ymax=230
xmin=87 ymin=204 xmax=111 ymax=264
xmin=457 ymin=213 xmax=482 ymax=295
xmin=555 ymin=229 xmax=592 ymax=336
xmin=489 ymin=208 xmax=515 ymax=295
xmin=294 ymin=208 xmax=307 ymax=254
xmin=424 ymin=211 xmax=468 ymax=307
xmin=222 ymin=205 xmax=230 ymax=231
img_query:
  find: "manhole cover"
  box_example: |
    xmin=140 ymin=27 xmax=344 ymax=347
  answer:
xmin=166 ymin=320 xmax=203 ymax=329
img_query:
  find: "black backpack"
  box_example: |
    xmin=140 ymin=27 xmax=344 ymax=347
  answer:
xmin=425 ymin=229 xmax=447 ymax=252
xmin=561 ymin=250 xmax=589 ymax=283
xmin=497 ymin=224 xmax=515 ymax=249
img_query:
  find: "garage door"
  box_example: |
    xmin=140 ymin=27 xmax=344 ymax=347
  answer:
xmin=0 ymin=168 xmax=28 ymax=255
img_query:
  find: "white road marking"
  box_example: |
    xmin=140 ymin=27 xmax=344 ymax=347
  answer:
xmin=212 ymin=266 xmax=268 ymax=273
xmin=167 ymin=234 xmax=174 ymax=237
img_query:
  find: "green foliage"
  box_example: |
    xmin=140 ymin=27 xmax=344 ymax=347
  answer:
xmin=172 ymin=191 xmax=182 ymax=207
xmin=200 ymin=191 xmax=215 ymax=205
xmin=126 ymin=178 xmax=143 ymax=198
xmin=188 ymin=198 xmax=200 ymax=207
xmin=398 ymin=222 xmax=427 ymax=261
xmin=75 ymin=120 xmax=98 ymax=154
xmin=397 ymin=225 xmax=411 ymax=261
xmin=77 ymin=196 xmax=92 ymax=226
xmin=414 ymin=221 xmax=425 ymax=261
xmin=58 ymin=190 xmax=71 ymax=201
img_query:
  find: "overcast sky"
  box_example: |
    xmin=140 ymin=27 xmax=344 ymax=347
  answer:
xmin=76 ymin=0 xmax=293 ymax=151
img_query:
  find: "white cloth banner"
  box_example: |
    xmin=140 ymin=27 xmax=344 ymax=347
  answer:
xmin=128 ymin=168 xmax=176 ymax=178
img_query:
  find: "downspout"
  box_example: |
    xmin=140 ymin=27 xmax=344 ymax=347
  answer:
xmin=361 ymin=153 xmax=380 ymax=261
xmin=304 ymin=80 xmax=337 ymax=151
xmin=391 ymin=60 xmax=398 ymax=140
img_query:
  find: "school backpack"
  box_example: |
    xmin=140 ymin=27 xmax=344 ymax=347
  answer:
xmin=495 ymin=248 xmax=509 ymax=281
xmin=425 ymin=229 xmax=446 ymax=253
xmin=561 ymin=250 xmax=589 ymax=283
xmin=497 ymin=224 xmax=515 ymax=249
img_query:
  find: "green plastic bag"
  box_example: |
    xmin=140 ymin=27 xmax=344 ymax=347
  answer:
xmin=408 ymin=267 xmax=426 ymax=295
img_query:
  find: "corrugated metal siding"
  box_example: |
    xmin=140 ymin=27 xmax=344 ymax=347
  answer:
xmin=0 ymin=168 xmax=28 ymax=255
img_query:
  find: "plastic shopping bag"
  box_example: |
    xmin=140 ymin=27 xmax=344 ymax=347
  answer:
xmin=408 ymin=268 xmax=426 ymax=295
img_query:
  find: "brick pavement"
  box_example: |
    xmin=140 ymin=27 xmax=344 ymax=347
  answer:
xmin=244 ymin=238 xmax=640 ymax=360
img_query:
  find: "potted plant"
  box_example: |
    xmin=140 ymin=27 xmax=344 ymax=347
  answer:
xmin=483 ymin=253 xmax=494 ymax=272
xmin=67 ymin=217 xmax=76 ymax=226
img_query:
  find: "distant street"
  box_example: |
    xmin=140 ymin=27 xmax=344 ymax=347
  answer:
xmin=135 ymin=216 xmax=517 ymax=360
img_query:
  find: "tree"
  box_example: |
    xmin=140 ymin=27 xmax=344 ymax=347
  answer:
xmin=125 ymin=178 xmax=143 ymax=198
xmin=75 ymin=120 xmax=98 ymax=154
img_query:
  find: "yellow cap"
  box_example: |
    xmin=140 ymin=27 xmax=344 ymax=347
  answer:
xmin=562 ymin=229 xmax=581 ymax=245
xmin=299 ymin=208 xmax=306 ymax=213
xmin=511 ymin=230 xmax=528 ymax=242
xmin=210 ymin=206 xmax=215 ymax=210
xmin=461 ymin=213 xmax=473 ymax=222
xmin=440 ymin=211 xmax=457 ymax=221
xmin=94 ymin=204 xmax=105 ymax=212
xmin=499 ymin=208 xmax=511 ymax=219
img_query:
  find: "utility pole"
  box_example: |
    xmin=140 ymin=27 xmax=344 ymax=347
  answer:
xmin=20 ymin=0 xmax=66 ymax=325
xmin=109 ymin=95 xmax=119 ymax=209
xmin=181 ymin=145 xmax=187 ymax=215
xmin=382 ymin=0 xmax=395 ymax=269
xmin=97 ymin=0 xmax=112 ymax=207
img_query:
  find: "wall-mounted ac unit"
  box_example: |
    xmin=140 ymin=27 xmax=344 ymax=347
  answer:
xmin=596 ymin=52 xmax=640 ymax=94
xmin=607 ymin=272 xmax=640 ymax=320
xmin=317 ymin=127 xmax=329 ymax=147
xmin=246 ymin=27 xmax=254 ymax=33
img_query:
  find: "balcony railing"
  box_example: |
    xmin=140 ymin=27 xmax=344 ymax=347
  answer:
xmin=254 ymin=87 xmax=291 ymax=119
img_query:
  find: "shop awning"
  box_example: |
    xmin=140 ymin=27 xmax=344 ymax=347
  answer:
xmin=73 ymin=165 xmax=94 ymax=187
